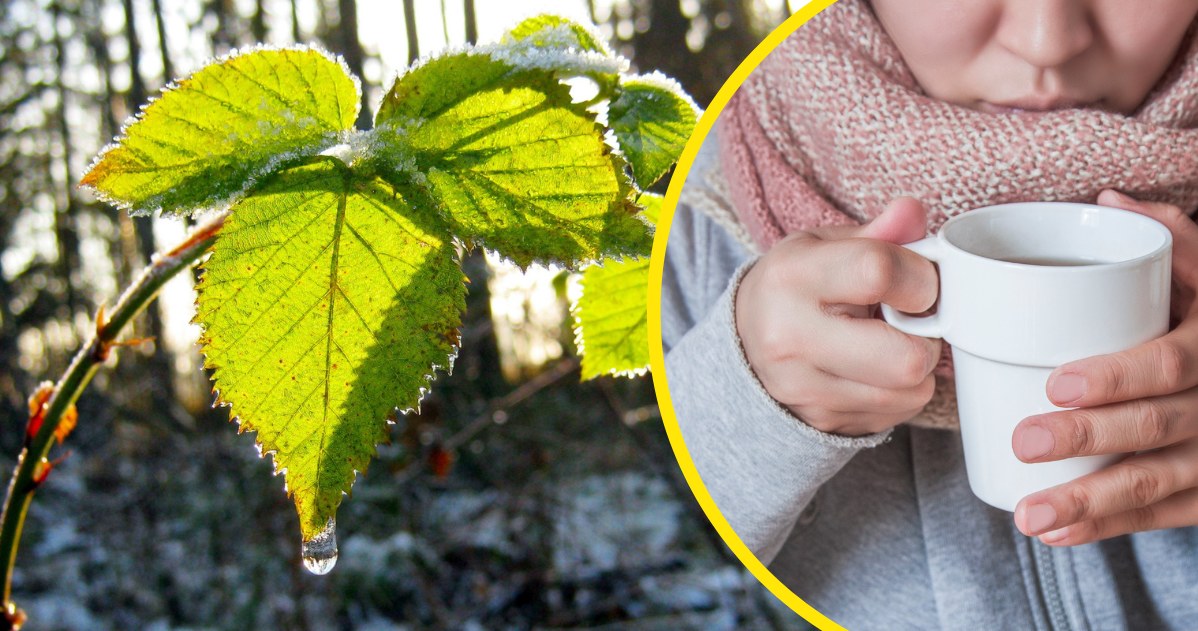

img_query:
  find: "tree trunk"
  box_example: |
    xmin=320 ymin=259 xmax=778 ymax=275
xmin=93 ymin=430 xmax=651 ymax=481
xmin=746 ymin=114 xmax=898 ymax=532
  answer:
xmin=122 ymin=0 xmax=180 ymax=415
xmin=50 ymin=1 xmax=81 ymax=317
xmin=463 ymin=0 xmax=477 ymax=45
xmin=290 ymin=0 xmax=302 ymax=42
xmin=121 ymin=0 xmax=160 ymax=288
xmin=0 ymin=241 xmax=20 ymax=428
xmin=85 ymin=0 xmax=135 ymax=293
xmin=403 ymin=0 xmax=420 ymax=62
xmin=250 ymin=0 xmax=267 ymax=43
xmin=151 ymin=0 xmax=176 ymax=81
xmin=612 ymin=0 xmax=770 ymax=107
xmin=438 ymin=0 xmax=450 ymax=43
xmin=206 ymin=0 xmax=236 ymax=51
xmin=335 ymin=0 xmax=371 ymax=128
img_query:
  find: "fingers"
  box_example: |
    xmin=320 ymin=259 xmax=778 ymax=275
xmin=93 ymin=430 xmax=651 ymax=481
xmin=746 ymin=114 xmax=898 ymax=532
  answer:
xmin=1062 ymin=191 xmax=1198 ymax=409
xmin=1014 ymin=387 xmax=1198 ymax=462
xmin=1046 ymin=323 xmax=1198 ymax=407
xmin=781 ymin=370 xmax=937 ymax=436
xmin=1014 ymin=439 xmax=1198 ymax=538
xmin=770 ymin=196 xmax=936 ymax=313
xmin=809 ymin=238 xmax=939 ymax=314
xmin=815 ymin=317 xmax=942 ymax=389
xmin=1009 ymin=190 xmax=1198 ymax=546
xmin=856 ymin=197 xmax=929 ymax=245
xmin=759 ymin=353 xmax=933 ymax=412
xmin=751 ymin=230 xmax=938 ymax=320
xmin=735 ymin=197 xmax=940 ymax=438
xmin=1038 ymin=487 xmax=1198 ymax=546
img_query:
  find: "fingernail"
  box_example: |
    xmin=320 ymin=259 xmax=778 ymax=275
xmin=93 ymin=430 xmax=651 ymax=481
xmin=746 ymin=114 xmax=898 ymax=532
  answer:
xmin=1016 ymin=425 xmax=1055 ymax=461
xmin=1025 ymin=504 xmax=1058 ymax=534
xmin=1040 ymin=527 xmax=1070 ymax=543
xmin=1050 ymin=373 xmax=1086 ymax=404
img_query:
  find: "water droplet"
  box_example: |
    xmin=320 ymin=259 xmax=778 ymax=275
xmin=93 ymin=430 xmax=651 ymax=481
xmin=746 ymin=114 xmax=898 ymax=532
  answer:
xmin=301 ymin=517 xmax=338 ymax=575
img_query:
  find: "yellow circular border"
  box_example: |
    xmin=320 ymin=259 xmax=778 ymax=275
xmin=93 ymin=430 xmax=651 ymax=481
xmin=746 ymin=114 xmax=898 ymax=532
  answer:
xmin=647 ymin=1 xmax=846 ymax=629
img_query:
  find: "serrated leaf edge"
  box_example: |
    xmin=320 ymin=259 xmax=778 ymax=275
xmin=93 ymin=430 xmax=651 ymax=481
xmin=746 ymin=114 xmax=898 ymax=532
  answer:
xmin=80 ymin=44 xmax=362 ymax=217
xmin=376 ymin=59 xmax=650 ymax=270
xmin=569 ymin=262 xmax=651 ymax=380
xmin=384 ymin=40 xmax=628 ymax=93
xmin=501 ymin=14 xmax=617 ymax=57
xmin=620 ymin=70 xmax=703 ymax=117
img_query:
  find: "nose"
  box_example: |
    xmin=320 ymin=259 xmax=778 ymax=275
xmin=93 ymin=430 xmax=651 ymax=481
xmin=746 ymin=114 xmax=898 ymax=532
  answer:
xmin=996 ymin=0 xmax=1094 ymax=68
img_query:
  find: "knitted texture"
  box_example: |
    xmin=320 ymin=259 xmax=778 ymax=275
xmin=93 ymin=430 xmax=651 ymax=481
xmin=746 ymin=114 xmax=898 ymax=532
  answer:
xmin=713 ymin=0 xmax=1198 ymax=430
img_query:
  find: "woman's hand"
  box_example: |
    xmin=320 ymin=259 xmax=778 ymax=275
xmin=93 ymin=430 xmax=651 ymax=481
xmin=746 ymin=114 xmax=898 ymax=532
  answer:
xmin=1013 ymin=190 xmax=1198 ymax=545
xmin=735 ymin=198 xmax=941 ymax=437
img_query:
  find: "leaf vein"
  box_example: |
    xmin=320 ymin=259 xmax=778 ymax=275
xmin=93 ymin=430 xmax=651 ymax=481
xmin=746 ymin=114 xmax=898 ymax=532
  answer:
xmin=225 ymin=61 xmax=296 ymax=112
xmin=201 ymin=199 xmax=335 ymax=318
xmin=343 ymin=219 xmax=402 ymax=291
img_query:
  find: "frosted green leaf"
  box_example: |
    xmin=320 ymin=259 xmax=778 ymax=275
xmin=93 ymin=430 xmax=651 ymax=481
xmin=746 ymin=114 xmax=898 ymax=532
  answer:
xmin=494 ymin=16 xmax=625 ymax=77
xmin=196 ymin=158 xmax=465 ymax=540
xmin=374 ymin=53 xmax=650 ymax=268
xmin=573 ymin=193 xmax=661 ymax=379
xmin=504 ymin=15 xmax=608 ymax=54
xmin=81 ymin=47 xmax=359 ymax=216
xmin=610 ymin=74 xmax=699 ymax=188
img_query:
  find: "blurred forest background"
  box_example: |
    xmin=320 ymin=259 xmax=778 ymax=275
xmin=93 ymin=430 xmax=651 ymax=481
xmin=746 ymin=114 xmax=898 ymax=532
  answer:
xmin=0 ymin=0 xmax=814 ymax=628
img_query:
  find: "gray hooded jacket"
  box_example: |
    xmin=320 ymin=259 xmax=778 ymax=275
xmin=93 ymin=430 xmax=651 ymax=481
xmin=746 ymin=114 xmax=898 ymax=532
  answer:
xmin=661 ymin=196 xmax=1198 ymax=630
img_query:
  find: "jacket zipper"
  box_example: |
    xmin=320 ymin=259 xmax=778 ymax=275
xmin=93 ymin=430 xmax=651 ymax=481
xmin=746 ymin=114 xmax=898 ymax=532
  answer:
xmin=1029 ymin=537 xmax=1072 ymax=631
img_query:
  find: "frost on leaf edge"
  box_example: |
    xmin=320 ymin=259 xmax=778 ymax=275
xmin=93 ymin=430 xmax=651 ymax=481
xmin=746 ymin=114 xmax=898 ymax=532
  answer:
xmin=80 ymin=44 xmax=362 ymax=217
xmin=569 ymin=259 xmax=652 ymax=380
xmin=381 ymin=40 xmax=628 ymax=99
xmin=375 ymin=55 xmax=652 ymax=271
xmin=619 ymin=70 xmax=703 ymax=118
xmin=501 ymin=13 xmax=616 ymax=57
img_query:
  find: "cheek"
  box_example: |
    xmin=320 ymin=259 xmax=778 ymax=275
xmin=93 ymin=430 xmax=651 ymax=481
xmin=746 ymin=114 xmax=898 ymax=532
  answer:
xmin=870 ymin=0 xmax=1001 ymax=102
xmin=1099 ymin=6 xmax=1198 ymax=110
xmin=876 ymin=11 xmax=996 ymax=99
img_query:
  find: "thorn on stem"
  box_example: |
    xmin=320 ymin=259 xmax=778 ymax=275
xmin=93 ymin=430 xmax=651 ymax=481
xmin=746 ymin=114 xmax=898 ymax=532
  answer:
xmin=92 ymin=330 xmax=155 ymax=365
xmin=94 ymin=303 xmax=108 ymax=337
xmin=31 ymin=459 xmax=51 ymax=487
xmin=91 ymin=304 xmax=111 ymax=362
xmin=111 ymin=336 xmax=156 ymax=350
xmin=31 ymin=451 xmax=72 ymax=487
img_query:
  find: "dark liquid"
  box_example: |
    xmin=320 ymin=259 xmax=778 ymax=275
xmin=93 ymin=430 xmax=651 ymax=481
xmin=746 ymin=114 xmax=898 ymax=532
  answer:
xmin=998 ymin=255 xmax=1107 ymax=267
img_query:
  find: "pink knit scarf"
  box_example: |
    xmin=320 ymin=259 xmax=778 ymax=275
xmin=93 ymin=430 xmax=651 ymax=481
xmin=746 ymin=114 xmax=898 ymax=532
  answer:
xmin=716 ymin=0 xmax=1198 ymax=430
xmin=719 ymin=0 xmax=1198 ymax=245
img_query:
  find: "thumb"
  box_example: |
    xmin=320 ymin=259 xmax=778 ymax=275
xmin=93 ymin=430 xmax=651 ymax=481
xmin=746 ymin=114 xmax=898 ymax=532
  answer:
xmin=859 ymin=197 xmax=929 ymax=244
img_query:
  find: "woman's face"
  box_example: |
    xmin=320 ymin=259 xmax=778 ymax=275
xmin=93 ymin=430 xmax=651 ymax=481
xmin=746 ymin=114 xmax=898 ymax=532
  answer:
xmin=869 ymin=0 xmax=1198 ymax=114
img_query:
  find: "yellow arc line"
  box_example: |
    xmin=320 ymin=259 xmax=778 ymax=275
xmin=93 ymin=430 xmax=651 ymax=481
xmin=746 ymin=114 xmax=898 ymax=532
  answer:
xmin=647 ymin=2 xmax=848 ymax=630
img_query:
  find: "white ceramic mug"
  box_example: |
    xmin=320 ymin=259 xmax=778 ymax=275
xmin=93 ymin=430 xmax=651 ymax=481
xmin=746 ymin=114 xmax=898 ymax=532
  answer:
xmin=881 ymin=202 xmax=1172 ymax=511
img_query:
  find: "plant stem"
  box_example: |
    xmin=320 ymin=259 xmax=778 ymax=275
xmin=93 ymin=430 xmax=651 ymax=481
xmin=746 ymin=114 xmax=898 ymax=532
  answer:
xmin=0 ymin=211 xmax=227 ymax=628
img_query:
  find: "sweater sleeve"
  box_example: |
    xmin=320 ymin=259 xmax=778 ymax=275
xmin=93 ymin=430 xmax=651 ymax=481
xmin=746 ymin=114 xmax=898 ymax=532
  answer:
xmin=661 ymin=201 xmax=892 ymax=564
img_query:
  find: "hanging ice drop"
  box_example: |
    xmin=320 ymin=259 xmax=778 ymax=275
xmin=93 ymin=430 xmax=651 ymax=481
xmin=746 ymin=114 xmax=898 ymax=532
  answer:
xmin=301 ymin=517 xmax=338 ymax=575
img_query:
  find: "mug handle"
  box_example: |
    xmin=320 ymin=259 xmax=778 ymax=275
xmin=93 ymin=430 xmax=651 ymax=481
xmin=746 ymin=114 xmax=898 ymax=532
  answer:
xmin=880 ymin=237 xmax=944 ymax=339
